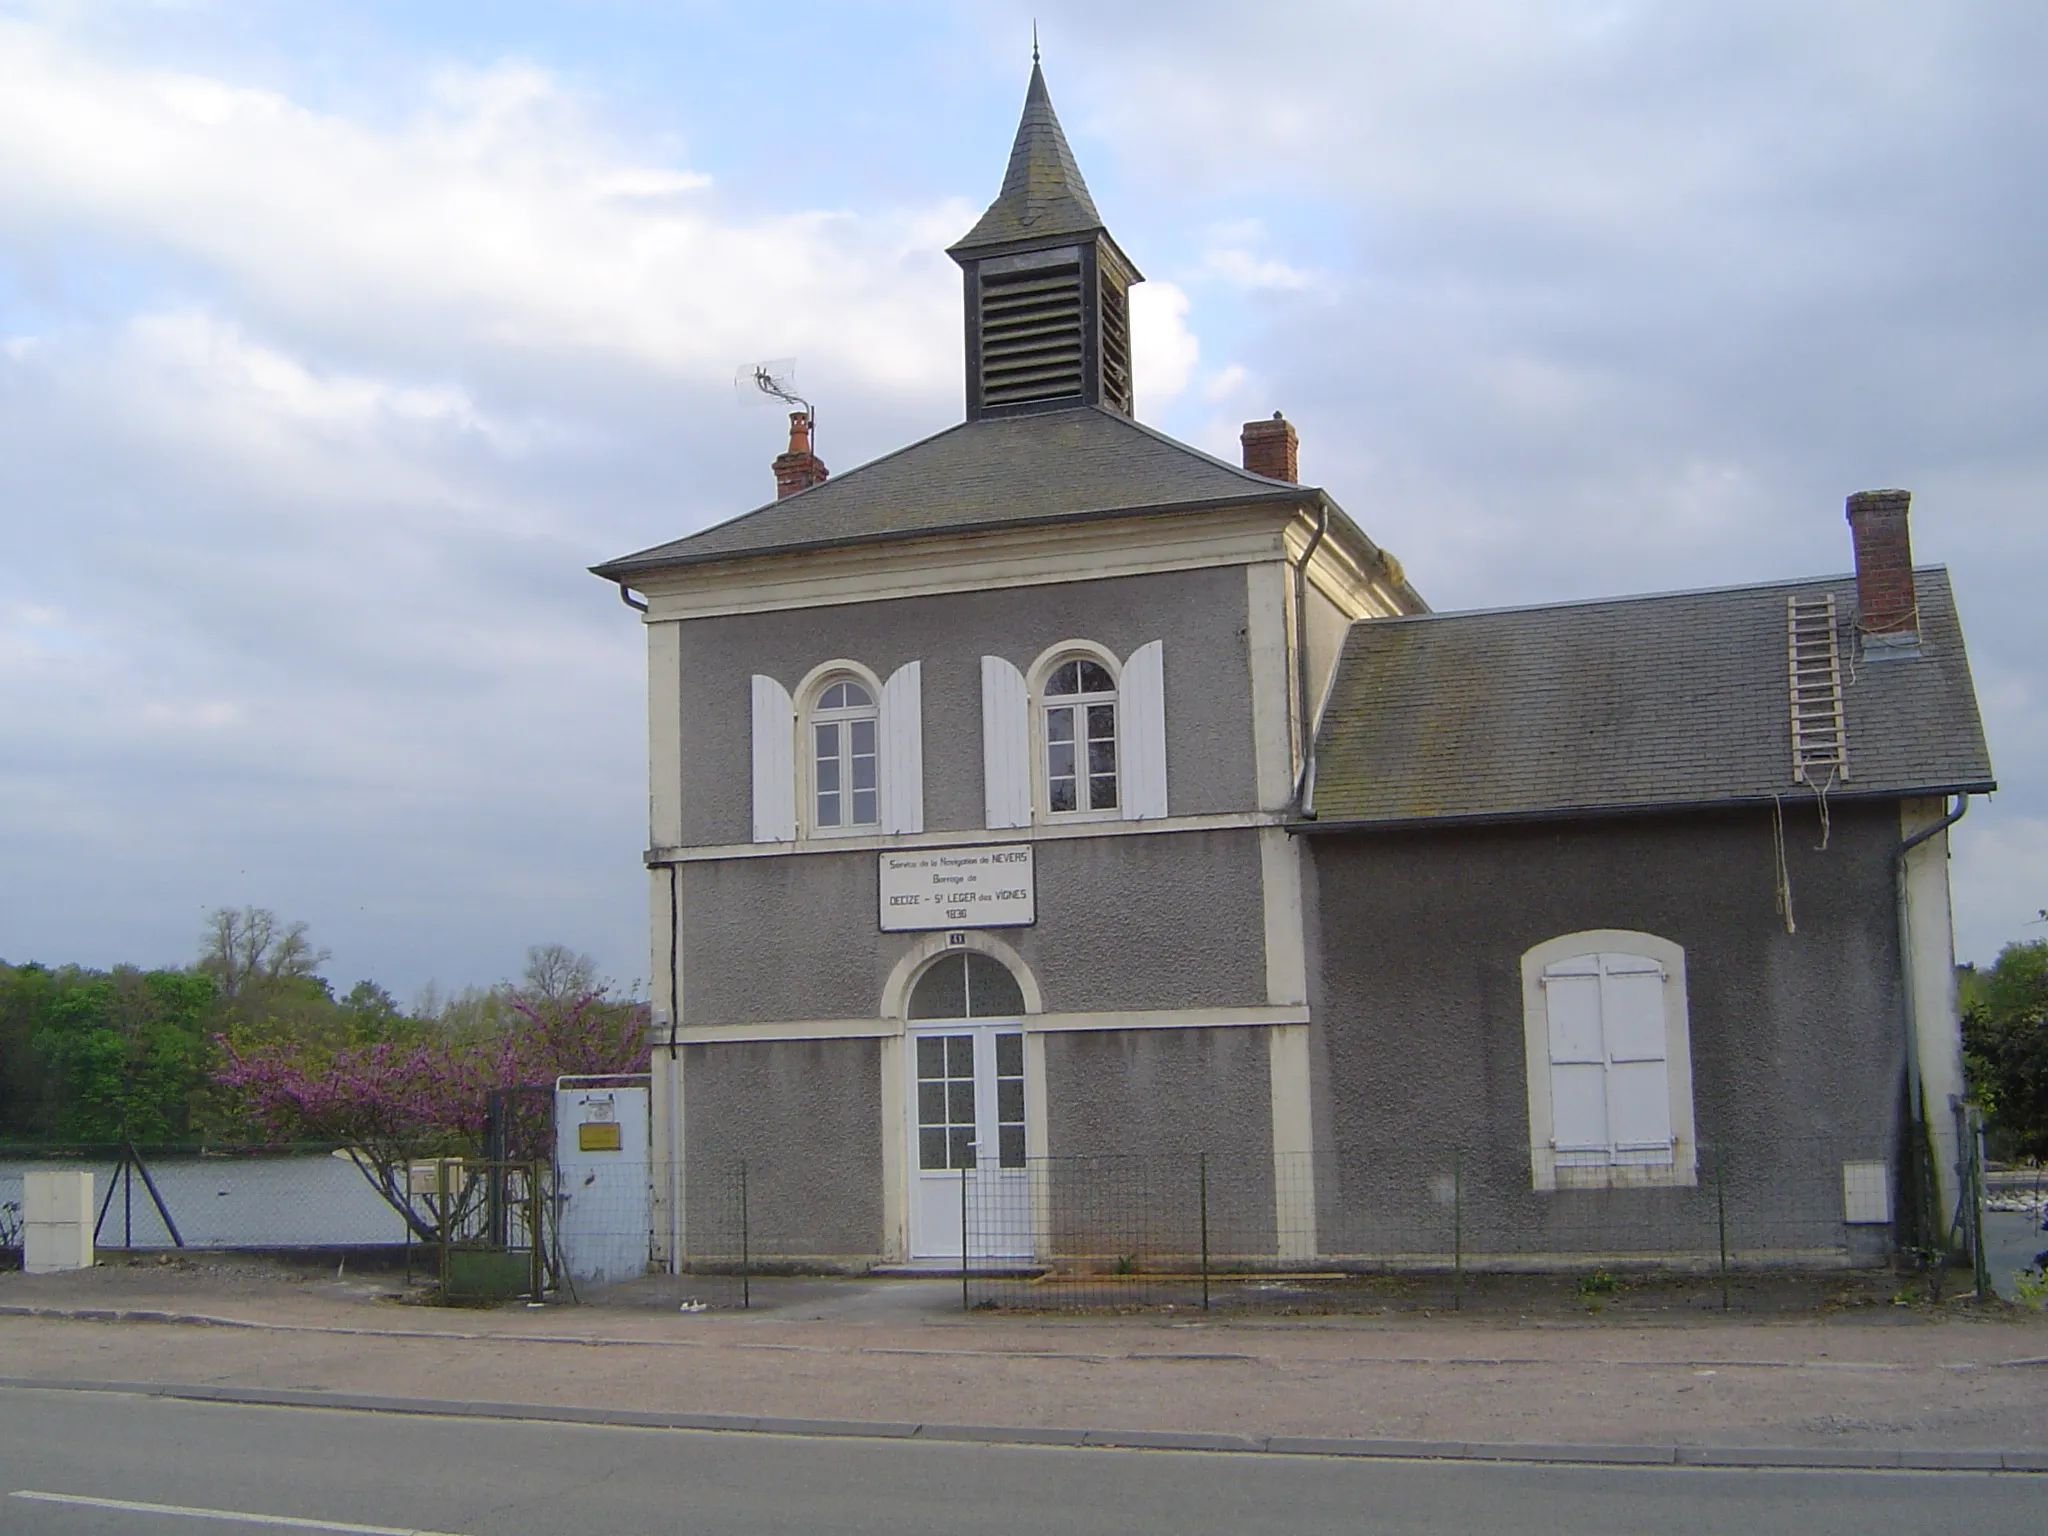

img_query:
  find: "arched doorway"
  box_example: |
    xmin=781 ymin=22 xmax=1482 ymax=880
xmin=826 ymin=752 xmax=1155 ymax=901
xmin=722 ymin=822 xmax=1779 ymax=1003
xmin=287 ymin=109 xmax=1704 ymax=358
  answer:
xmin=905 ymin=951 xmax=1033 ymax=1260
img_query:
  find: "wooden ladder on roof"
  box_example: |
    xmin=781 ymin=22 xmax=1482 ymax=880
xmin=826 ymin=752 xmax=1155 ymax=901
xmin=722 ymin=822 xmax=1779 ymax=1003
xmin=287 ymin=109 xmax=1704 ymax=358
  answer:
xmin=1787 ymin=594 xmax=1848 ymax=784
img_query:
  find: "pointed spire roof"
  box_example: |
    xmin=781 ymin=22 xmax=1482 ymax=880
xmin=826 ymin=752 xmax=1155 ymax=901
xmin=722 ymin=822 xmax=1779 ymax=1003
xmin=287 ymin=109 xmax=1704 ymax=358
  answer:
xmin=949 ymin=61 xmax=1108 ymax=256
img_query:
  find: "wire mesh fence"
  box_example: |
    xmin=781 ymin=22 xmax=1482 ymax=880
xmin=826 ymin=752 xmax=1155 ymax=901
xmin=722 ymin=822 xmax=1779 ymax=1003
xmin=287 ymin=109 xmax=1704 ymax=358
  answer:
xmin=964 ymin=1135 xmax=1919 ymax=1313
xmin=2 ymin=1134 xmax=1995 ymax=1315
xmin=0 ymin=1143 xmax=410 ymax=1258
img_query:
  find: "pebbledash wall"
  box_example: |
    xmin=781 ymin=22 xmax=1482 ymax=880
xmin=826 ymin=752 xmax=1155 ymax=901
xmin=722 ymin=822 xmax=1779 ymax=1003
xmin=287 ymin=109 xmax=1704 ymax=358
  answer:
xmin=653 ymin=560 xmax=1306 ymax=1265
xmin=1301 ymin=799 xmax=1909 ymax=1264
xmin=669 ymin=565 xmax=1261 ymax=851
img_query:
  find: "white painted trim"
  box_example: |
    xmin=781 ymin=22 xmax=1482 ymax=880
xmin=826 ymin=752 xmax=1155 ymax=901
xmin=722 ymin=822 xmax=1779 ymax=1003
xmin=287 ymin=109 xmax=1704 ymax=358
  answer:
xmin=749 ymin=674 xmax=795 ymax=843
xmin=1025 ymin=639 xmax=1125 ymax=821
xmin=646 ymin=621 xmax=683 ymax=848
xmin=792 ymin=657 xmax=886 ymax=712
xmin=673 ymin=1003 xmax=1307 ymax=1046
xmin=1520 ymin=930 xmax=1697 ymax=1192
xmin=1244 ymin=562 xmax=1296 ymax=811
xmin=879 ymin=1032 xmax=908 ymax=1262
xmin=1258 ymin=827 xmax=1308 ymax=1006
xmin=793 ymin=659 xmax=885 ymax=840
xmin=637 ymin=508 xmax=1299 ymax=621
xmin=880 ymin=930 xmax=1045 ymax=1019
xmin=1269 ymin=1023 xmax=1317 ymax=1260
xmin=1025 ymin=636 xmax=1123 ymax=695
xmin=1025 ymin=1029 xmax=1051 ymax=1255
xmin=1119 ymin=639 xmax=1168 ymax=821
xmin=879 ymin=661 xmax=924 ymax=835
xmin=981 ymin=655 xmax=1032 ymax=829
xmin=1900 ymin=798 xmax=1965 ymax=1227
xmin=651 ymin=809 xmax=1281 ymax=864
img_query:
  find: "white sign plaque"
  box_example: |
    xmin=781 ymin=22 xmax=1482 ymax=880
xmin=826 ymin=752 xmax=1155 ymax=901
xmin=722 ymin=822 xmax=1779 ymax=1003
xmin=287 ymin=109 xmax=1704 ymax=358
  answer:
xmin=879 ymin=845 xmax=1035 ymax=931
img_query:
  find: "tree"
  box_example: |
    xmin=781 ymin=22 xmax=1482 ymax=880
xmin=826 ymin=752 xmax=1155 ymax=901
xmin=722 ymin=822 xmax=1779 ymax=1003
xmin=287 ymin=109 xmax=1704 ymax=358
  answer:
xmin=520 ymin=944 xmax=599 ymax=1005
xmin=1962 ymin=939 xmax=2048 ymax=1161
xmin=214 ymin=987 xmax=648 ymax=1238
xmin=199 ymin=907 xmax=336 ymax=1036
xmin=25 ymin=967 xmax=217 ymax=1143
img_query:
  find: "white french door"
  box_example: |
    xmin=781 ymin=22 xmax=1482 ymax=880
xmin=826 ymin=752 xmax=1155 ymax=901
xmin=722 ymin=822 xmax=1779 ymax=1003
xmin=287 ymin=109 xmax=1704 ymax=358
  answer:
xmin=908 ymin=1023 xmax=1032 ymax=1260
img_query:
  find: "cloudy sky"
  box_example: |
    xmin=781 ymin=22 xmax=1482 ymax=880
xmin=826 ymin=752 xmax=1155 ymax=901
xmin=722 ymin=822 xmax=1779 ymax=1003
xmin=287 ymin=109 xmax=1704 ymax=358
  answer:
xmin=2 ymin=0 xmax=2042 ymax=1001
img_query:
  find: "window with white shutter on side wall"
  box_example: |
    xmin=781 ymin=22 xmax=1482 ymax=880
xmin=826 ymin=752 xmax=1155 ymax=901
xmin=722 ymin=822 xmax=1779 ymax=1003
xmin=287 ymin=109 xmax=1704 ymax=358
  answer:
xmin=750 ymin=674 xmax=795 ymax=843
xmin=1544 ymin=962 xmax=1608 ymax=1160
xmin=1601 ymin=959 xmax=1671 ymax=1162
xmin=1543 ymin=952 xmax=1672 ymax=1168
xmin=981 ymin=656 xmax=1031 ymax=829
xmin=1524 ymin=931 xmax=1694 ymax=1191
xmin=878 ymin=662 xmax=924 ymax=835
xmin=1120 ymin=640 xmax=1168 ymax=820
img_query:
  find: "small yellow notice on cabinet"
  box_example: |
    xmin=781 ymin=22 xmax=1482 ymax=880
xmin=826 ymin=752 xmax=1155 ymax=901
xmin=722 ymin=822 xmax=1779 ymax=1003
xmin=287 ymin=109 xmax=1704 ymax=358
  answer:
xmin=578 ymin=1121 xmax=622 ymax=1152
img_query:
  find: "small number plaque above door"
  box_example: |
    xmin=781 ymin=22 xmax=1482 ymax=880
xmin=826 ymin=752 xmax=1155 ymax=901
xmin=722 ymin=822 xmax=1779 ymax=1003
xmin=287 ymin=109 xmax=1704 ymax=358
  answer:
xmin=880 ymin=845 xmax=1035 ymax=931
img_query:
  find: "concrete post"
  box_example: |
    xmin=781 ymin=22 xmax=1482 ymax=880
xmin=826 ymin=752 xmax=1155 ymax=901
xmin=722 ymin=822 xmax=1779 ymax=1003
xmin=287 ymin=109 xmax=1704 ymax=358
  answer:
xmin=24 ymin=1170 xmax=95 ymax=1274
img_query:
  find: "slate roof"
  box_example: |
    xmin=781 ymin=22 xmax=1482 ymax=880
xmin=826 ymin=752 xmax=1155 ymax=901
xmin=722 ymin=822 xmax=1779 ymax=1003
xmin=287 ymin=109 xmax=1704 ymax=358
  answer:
xmin=1305 ymin=569 xmax=1994 ymax=827
xmin=593 ymin=405 xmax=1312 ymax=577
xmin=949 ymin=61 xmax=1107 ymax=257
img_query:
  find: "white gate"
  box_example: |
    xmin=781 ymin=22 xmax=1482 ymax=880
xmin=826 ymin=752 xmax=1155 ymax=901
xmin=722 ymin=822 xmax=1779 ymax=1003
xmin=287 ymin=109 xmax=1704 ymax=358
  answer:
xmin=553 ymin=1075 xmax=651 ymax=1287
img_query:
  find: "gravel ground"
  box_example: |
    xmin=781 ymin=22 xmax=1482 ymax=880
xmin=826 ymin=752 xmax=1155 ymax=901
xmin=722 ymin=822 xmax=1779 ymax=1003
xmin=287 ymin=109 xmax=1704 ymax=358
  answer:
xmin=2 ymin=1257 xmax=2045 ymax=1453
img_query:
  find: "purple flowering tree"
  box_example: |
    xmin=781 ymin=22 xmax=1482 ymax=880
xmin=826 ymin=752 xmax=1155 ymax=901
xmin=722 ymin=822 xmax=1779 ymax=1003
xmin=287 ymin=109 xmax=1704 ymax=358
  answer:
xmin=215 ymin=990 xmax=648 ymax=1240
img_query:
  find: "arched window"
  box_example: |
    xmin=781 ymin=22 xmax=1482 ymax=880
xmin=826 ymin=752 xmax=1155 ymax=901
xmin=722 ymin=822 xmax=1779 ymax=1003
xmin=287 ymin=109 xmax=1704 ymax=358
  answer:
xmin=907 ymin=951 xmax=1028 ymax=1019
xmin=1042 ymin=656 xmax=1118 ymax=814
xmin=809 ymin=677 xmax=878 ymax=831
xmin=1521 ymin=931 xmax=1696 ymax=1191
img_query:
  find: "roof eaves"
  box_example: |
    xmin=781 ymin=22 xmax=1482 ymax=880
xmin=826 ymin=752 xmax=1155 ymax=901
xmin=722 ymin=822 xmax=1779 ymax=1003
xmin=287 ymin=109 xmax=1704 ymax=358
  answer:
xmin=591 ymin=484 xmax=1311 ymax=580
xmin=1289 ymin=779 xmax=1999 ymax=837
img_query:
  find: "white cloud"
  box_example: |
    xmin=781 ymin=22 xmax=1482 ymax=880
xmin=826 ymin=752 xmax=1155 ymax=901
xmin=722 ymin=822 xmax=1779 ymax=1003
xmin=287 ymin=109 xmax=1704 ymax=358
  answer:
xmin=1205 ymin=248 xmax=1314 ymax=292
xmin=0 ymin=24 xmax=961 ymax=388
xmin=1202 ymin=363 xmax=1248 ymax=403
xmin=1130 ymin=280 xmax=1198 ymax=411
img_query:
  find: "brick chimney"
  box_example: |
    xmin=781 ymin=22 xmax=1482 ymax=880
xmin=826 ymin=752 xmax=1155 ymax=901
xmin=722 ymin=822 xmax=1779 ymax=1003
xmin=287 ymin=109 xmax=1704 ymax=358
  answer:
xmin=772 ymin=411 xmax=829 ymax=499
xmin=1241 ymin=412 xmax=1298 ymax=482
xmin=1845 ymin=489 xmax=1918 ymax=645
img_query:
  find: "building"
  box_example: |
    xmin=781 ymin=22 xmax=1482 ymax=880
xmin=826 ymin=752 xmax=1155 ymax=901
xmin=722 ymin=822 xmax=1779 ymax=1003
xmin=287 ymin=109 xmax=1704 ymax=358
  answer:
xmin=593 ymin=63 xmax=1993 ymax=1273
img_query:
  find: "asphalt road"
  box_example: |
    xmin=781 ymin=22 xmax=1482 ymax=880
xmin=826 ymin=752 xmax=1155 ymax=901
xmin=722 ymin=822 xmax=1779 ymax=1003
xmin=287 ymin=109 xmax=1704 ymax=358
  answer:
xmin=2 ymin=1386 xmax=2042 ymax=1536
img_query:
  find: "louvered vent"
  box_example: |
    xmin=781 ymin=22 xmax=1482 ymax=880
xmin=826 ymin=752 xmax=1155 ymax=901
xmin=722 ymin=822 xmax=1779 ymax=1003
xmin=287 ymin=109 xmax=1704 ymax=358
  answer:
xmin=1788 ymin=594 xmax=1849 ymax=783
xmin=980 ymin=262 xmax=1084 ymax=408
xmin=1099 ymin=272 xmax=1132 ymax=414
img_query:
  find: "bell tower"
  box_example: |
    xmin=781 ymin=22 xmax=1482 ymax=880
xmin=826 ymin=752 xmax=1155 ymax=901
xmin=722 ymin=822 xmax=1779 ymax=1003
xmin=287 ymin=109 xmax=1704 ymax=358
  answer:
xmin=949 ymin=58 xmax=1143 ymax=421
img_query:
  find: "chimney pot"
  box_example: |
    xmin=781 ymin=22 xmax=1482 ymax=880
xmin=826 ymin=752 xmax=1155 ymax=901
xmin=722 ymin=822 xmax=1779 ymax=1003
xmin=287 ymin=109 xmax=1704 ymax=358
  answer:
xmin=1846 ymin=488 xmax=1917 ymax=645
xmin=1241 ymin=413 xmax=1299 ymax=482
xmin=772 ymin=410 xmax=829 ymax=499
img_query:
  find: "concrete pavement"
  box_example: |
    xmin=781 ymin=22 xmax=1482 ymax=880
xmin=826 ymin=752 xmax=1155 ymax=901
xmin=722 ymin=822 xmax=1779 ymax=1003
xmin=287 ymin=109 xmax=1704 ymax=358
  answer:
xmin=1 ymin=1258 xmax=2044 ymax=1470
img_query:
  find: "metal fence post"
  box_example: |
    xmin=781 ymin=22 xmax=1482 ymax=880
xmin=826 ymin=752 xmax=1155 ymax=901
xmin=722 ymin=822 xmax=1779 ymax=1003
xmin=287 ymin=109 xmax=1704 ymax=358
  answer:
xmin=1199 ymin=1152 xmax=1210 ymax=1313
xmin=740 ymin=1158 xmax=751 ymax=1311
xmin=1452 ymin=1147 xmax=1464 ymax=1312
xmin=1715 ymin=1147 xmax=1730 ymax=1312
xmin=437 ymin=1157 xmax=451 ymax=1299
xmin=1968 ymin=1114 xmax=1990 ymax=1303
xmin=960 ymin=1163 xmax=970 ymax=1312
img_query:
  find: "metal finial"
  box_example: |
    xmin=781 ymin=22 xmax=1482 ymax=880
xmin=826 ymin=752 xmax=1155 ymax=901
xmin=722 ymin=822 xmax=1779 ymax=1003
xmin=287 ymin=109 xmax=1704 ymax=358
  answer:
xmin=1032 ymin=22 xmax=1039 ymax=63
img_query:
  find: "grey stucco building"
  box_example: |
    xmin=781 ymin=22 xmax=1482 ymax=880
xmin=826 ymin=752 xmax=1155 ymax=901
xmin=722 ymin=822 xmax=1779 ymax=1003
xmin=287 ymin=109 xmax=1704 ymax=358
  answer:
xmin=594 ymin=63 xmax=1993 ymax=1272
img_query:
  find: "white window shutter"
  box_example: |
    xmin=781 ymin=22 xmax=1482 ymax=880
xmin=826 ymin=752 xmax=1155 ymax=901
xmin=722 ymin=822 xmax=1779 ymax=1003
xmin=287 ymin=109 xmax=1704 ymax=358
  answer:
xmin=1600 ymin=956 xmax=1671 ymax=1153
xmin=750 ymin=674 xmax=795 ymax=843
xmin=879 ymin=662 xmax=924 ymax=835
xmin=981 ymin=655 xmax=1031 ymax=829
xmin=1120 ymin=639 xmax=1168 ymax=820
xmin=1544 ymin=965 xmax=1607 ymax=1153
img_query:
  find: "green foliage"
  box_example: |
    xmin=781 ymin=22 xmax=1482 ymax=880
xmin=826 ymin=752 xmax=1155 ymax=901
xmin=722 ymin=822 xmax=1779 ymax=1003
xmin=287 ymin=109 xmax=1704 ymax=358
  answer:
xmin=1962 ymin=940 xmax=2048 ymax=1160
xmin=2 ymin=919 xmax=618 ymax=1151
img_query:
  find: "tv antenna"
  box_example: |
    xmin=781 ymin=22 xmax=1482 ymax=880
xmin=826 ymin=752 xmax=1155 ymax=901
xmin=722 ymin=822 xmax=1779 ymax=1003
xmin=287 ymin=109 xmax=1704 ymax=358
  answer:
xmin=737 ymin=360 xmax=818 ymax=457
